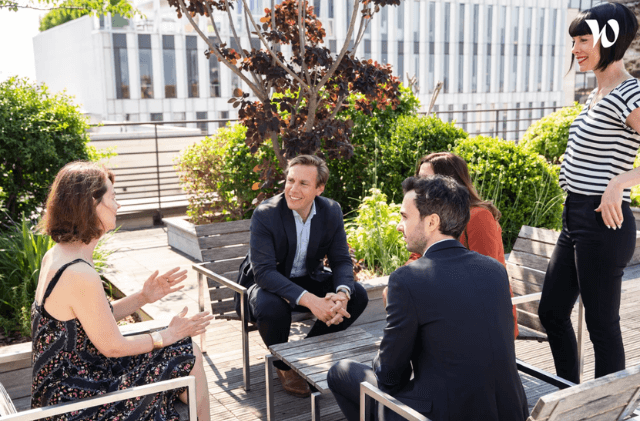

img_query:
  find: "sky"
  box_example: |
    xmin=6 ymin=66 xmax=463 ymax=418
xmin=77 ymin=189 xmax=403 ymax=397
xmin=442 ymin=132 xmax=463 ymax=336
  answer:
xmin=0 ymin=7 xmax=46 ymax=82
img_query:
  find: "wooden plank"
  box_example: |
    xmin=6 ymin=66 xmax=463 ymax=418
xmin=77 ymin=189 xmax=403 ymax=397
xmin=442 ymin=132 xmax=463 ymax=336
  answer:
xmin=209 ymin=287 xmax=236 ymax=301
xmin=517 ymin=309 xmax=546 ymax=333
xmin=209 ymin=299 xmax=237 ymax=315
xmin=512 ymin=238 xmax=556 ymax=259
xmin=551 ymin=388 xmax=635 ymax=420
xmin=202 ymin=257 xmax=245 ymax=276
xmin=0 ymin=367 xmax=31 ymax=400
xmin=511 ymin=277 xmax=544 ymax=296
xmin=518 ymin=226 xmax=560 ymax=244
xmin=516 ymin=299 xmax=540 ymax=316
xmin=509 ymin=250 xmax=551 ymax=273
xmin=274 ymin=332 xmax=373 ymax=359
xmin=198 ymin=232 xmax=250 ymax=250
xmin=270 ymin=328 xmax=366 ymax=352
xmin=201 ymin=244 xmax=250 ymax=262
xmin=194 ymin=219 xmax=251 ymax=237
xmin=507 ymin=263 xmax=546 ymax=287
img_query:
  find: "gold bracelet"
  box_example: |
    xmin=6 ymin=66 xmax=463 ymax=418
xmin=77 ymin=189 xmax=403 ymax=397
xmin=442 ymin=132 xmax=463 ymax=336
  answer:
xmin=150 ymin=331 xmax=163 ymax=350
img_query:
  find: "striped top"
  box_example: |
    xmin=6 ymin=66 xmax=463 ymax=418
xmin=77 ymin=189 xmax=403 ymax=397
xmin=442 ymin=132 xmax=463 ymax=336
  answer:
xmin=559 ymin=78 xmax=640 ymax=202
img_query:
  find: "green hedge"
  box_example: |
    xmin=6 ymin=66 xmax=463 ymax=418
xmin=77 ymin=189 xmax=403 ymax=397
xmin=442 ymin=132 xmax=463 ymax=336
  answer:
xmin=520 ymin=103 xmax=583 ymax=164
xmin=454 ymin=136 xmax=564 ymax=252
xmin=0 ymin=77 xmax=92 ymax=227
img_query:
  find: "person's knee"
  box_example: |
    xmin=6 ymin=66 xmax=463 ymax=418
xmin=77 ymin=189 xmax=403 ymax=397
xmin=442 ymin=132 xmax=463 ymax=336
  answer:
xmin=327 ymin=359 xmax=353 ymax=392
xmin=191 ymin=340 xmax=204 ymax=368
xmin=349 ymin=283 xmax=369 ymax=317
xmin=252 ymin=289 xmax=291 ymax=321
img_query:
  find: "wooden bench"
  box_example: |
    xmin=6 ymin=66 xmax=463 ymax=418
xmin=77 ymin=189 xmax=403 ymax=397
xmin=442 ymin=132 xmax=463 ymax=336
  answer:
xmin=0 ymin=320 xmax=193 ymax=418
xmin=509 ymin=225 xmax=640 ymax=343
xmin=360 ymin=364 xmax=640 ymax=421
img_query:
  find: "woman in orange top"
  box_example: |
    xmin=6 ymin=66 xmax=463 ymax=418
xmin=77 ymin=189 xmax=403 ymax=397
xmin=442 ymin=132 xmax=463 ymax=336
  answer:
xmin=405 ymin=152 xmax=518 ymax=338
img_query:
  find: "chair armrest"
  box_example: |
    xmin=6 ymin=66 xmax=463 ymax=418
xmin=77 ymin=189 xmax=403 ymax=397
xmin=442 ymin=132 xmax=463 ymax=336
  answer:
xmin=360 ymin=382 xmax=431 ymax=421
xmin=516 ymin=359 xmax=576 ymax=390
xmin=511 ymin=292 xmax=542 ymax=305
xmin=193 ymin=262 xmax=247 ymax=295
xmin=0 ymin=376 xmax=197 ymax=421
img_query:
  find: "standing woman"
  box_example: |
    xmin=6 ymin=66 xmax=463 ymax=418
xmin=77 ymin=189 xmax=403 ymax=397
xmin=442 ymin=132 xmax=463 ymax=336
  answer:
xmin=32 ymin=161 xmax=213 ymax=420
xmin=538 ymin=2 xmax=640 ymax=383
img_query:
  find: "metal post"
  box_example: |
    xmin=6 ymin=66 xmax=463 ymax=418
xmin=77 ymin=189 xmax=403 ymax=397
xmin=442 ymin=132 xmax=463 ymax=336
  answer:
xmin=241 ymin=294 xmax=250 ymax=391
xmin=577 ymin=296 xmax=586 ymax=383
xmin=197 ymin=272 xmax=207 ymax=354
xmin=265 ymin=354 xmax=275 ymax=421
xmin=311 ymin=392 xmax=323 ymax=421
xmin=495 ymin=110 xmax=500 ymax=139
xmin=154 ymin=123 xmax=162 ymax=211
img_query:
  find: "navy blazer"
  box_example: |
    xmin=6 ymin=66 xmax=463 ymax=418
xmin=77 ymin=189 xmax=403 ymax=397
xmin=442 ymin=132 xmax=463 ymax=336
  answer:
xmin=245 ymin=193 xmax=354 ymax=307
xmin=373 ymin=239 xmax=529 ymax=421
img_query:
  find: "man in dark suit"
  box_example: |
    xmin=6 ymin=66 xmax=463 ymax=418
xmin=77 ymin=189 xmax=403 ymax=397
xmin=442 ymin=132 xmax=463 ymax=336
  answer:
xmin=327 ymin=176 xmax=529 ymax=421
xmin=238 ymin=155 xmax=368 ymax=398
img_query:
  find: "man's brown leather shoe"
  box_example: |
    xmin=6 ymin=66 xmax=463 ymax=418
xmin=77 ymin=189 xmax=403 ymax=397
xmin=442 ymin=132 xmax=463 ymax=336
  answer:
xmin=275 ymin=367 xmax=311 ymax=398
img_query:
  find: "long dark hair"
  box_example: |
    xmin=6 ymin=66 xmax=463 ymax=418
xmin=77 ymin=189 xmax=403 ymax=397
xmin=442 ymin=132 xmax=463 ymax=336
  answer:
xmin=416 ymin=152 xmax=501 ymax=221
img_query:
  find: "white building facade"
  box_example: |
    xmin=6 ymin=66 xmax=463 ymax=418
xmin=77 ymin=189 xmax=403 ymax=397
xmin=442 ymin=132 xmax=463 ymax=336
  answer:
xmin=34 ymin=0 xmax=579 ymax=140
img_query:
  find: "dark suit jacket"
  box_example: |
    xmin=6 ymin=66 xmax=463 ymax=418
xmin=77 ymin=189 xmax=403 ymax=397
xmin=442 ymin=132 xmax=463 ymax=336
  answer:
xmin=239 ymin=193 xmax=355 ymax=308
xmin=373 ymin=239 xmax=528 ymax=421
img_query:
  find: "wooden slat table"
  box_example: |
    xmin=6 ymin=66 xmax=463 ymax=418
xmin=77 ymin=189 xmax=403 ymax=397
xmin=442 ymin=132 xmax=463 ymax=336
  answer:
xmin=265 ymin=328 xmax=380 ymax=421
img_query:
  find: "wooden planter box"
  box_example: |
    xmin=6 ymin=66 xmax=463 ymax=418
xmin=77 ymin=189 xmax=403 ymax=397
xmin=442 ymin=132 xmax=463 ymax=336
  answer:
xmin=162 ymin=217 xmax=251 ymax=262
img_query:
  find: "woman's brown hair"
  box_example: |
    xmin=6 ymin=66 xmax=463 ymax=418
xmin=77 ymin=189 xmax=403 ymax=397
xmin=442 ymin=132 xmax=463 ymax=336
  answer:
xmin=39 ymin=161 xmax=115 ymax=244
xmin=416 ymin=152 xmax=501 ymax=221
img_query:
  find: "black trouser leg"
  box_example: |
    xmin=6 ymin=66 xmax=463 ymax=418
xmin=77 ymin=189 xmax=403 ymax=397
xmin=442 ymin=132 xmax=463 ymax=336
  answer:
xmin=327 ymin=359 xmax=379 ymax=421
xmin=539 ymin=194 xmax=634 ymax=382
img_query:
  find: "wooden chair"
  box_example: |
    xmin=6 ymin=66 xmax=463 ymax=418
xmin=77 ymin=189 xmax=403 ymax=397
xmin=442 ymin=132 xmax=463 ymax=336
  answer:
xmin=0 ymin=377 xmax=197 ymax=421
xmin=359 ymin=363 xmax=640 ymax=420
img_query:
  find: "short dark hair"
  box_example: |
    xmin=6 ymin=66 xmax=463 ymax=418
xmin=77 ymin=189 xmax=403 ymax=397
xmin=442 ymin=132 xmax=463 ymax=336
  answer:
xmin=286 ymin=154 xmax=329 ymax=187
xmin=402 ymin=175 xmax=470 ymax=239
xmin=569 ymin=2 xmax=638 ymax=72
xmin=39 ymin=161 xmax=115 ymax=244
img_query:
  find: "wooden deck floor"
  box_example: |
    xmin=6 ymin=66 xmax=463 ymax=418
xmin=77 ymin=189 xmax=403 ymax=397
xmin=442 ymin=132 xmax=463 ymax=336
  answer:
xmin=103 ymin=227 xmax=640 ymax=420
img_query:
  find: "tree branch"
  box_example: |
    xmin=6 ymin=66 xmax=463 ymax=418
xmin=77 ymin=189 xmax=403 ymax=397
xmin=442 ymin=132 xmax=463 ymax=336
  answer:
xmin=223 ymin=0 xmax=261 ymax=88
xmin=176 ymin=0 xmax=267 ymax=102
xmin=269 ymin=130 xmax=287 ymax=169
xmin=328 ymin=95 xmax=347 ymax=120
xmin=240 ymin=0 xmax=310 ymax=93
xmin=315 ymin=0 xmax=361 ymax=91
xmin=298 ymin=0 xmax=311 ymax=86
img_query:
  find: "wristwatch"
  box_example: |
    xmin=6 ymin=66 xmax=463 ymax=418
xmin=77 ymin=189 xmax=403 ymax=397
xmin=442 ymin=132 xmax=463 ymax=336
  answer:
xmin=336 ymin=287 xmax=351 ymax=301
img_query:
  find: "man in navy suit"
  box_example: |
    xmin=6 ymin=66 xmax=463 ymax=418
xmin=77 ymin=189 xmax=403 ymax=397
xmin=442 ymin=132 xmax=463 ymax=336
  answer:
xmin=327 ymin=176 xmax=529 ymax=421
xmin=238 ymin=155 xmax=368 ymax=398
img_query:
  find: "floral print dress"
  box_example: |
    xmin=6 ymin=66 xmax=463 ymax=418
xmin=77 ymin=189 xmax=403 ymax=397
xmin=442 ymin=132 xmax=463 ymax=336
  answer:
xmin=31 ymin=259 xmax=196 ymax=421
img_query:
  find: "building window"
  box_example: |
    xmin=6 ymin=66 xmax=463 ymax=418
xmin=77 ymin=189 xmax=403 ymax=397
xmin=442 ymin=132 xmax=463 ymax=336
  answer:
xmin=186 ymin=36 xmax=199 ymax=98
xmin=219 ymin=111 xmax=229 ymax=128
xmin=485 ymin=5 xmax=493 ymax=93
xmin=230 ymin=39 xmax=241 ymax=92
xmin=397 ymin=41 xmax=404 ymax=81
xmin=381 ymin=6 xmax=388 ymax=64
xmin=548 ymin=9 xmax=558 ymax=92
xmin=364 ymin=39 xmax=371 ymax=59
xmin=163 ymin=35 xmax=177 ymax=98
xmin=150 ymin=113 xmax=163 ymax=121
xmin=524 ymin=7 xmax=532 ymax=92
xmin=443 ymin=3 xmax=450 ymax=93
xmin=471 ymin=4 xmax=478 ymax=93
xmin=498 ymin=6 xmax=506 ymax=93
xmin=330 ymin=40 xmax=337 ymax=54
xmin=537 ymin=9 xmax=545 ymax=92
xmin=209 ymin=37 xmax=221 ymax=97
xmin=113 ymin=33 xmax=130 ymax=99
xmin=328 ymin=0 xmax=334 ymax=18
xmin=458 ymin=3 xmax=465 ymax=93
xmin=196 ymin=111 xmax=208 ymax=133
xmin=428 ymin=1 xmax=435 ymax=93
xmin=510 ymin=7 xmax=519 ymax=93
xmin=314 ymin=0 xmax=320 ymax=17
xmin=138 ymin=34 xmax=153 ymax=99
xmin=412 ymin=1 xmax=420 ymax=85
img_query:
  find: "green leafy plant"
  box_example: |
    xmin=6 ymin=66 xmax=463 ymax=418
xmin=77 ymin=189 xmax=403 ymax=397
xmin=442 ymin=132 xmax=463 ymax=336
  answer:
xmin=345 ymin=188 xmax=409 ymax=276
xmin=0 ymin=217 xmax=115 ymax=338
xmin=520 ymin=103 xmax=583 ymax=164
xmin=454 ymin=136 xmax=564 ymax=252
xmin=0 ymin=77 xmax=93 ymax=227
xmin=175 ymin=123 xmax=280 ymax=224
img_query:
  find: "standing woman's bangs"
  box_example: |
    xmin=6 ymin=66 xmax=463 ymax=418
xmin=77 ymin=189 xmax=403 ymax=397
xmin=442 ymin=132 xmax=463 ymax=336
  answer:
xmin=568 ymin=3 xmax=638 ymax=72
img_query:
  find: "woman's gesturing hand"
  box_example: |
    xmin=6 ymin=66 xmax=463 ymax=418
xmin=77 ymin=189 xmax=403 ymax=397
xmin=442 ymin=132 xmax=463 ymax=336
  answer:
xmin=164 ymin=307 xmax=213 ymax=345
xmin=596 ymin=179 xmax=624 ymax=229
xmin=141 ymin=267 xmax=188 ymax=304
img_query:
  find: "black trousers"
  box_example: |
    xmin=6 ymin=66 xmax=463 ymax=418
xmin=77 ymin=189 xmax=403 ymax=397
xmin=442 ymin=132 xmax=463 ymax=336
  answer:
xmin=248 ymin=277 xmax=369 ymax=370
xmin=327 ymin=359 xmax=381 ymax=421
xmin=538 ymin=192 xmax=635 ymax=383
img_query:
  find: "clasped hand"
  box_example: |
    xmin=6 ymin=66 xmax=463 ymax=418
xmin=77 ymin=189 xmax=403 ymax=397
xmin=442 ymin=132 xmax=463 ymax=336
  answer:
xmin=304 ymin=292 xmax=351 ymax=327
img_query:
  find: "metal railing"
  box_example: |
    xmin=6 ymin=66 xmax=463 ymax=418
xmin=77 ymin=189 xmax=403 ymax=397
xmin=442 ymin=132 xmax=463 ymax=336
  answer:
xmin=90 ymin=105 xmax=564 ymax=220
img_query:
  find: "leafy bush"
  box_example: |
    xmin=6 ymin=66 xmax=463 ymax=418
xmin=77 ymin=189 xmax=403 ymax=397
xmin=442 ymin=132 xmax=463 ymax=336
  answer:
xmin=175 ymin=123 xmax=280 ymax=224
xmin=0 ymin=217 xmax=114 ymax=338
xmin=520 ymin=103 xmax=583 ymax=164
xmin=454 ymin=136 xmax=564 ymax=252
xmin=0 ymin=77 xmax=92 ymax=227
xmin=325 ymin=85 xmax=420 ymax=212
xmin=345 ymin=189 xmax=409 ymax=276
